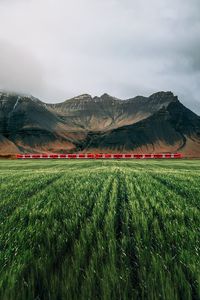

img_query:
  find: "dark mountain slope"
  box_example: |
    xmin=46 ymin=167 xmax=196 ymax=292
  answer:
xmin=46 ymin=92 xmax=176 ymax=131
xmin=0 ymin=134 xmax=19 ymax=155
xmin=80 ymin=100 xmax=200 ymax=156
xmin=0 ymin=92 xmax=85 ymax=153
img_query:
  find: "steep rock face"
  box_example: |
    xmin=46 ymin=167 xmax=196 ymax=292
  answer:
xmin=0 ymin=92 xmax=84 ymax=153
xmin=0 ymin=135 xmax=19 ymax=156
xmin=46 ymin=91 xmax=177 ymax=131
xmin=79 ymin=101 xmax=200 ymax=157
xmin=0 ymin=90 xmax=199 ymax=156
xmin=0 ymin=92 xmax=59 ymax=134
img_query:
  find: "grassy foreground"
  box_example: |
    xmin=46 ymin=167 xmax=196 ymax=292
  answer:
xmin=0 ymin=159 xmax=199 ymax=300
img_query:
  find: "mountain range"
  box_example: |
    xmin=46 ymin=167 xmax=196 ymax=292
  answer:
xmin=0 ymin=91 xmax=200 ymax=157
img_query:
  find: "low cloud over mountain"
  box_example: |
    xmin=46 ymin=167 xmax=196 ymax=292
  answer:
xmin=0 ymin=0 xmax=200 ymax=114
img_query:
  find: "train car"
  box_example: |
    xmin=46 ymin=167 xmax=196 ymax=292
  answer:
xmin=78 ymin=154 xmax=86 ymax=159
xmin=16 ymin=153 xmax=183 ymax=159
xmin=134 ymin=154 xmax=143 ymax=159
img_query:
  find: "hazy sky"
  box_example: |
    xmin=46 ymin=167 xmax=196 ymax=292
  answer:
xmin=0 ymin=0 xmax=200 ymax=114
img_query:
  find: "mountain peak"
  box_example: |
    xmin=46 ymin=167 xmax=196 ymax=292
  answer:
xmin=150 ymin=91 xmax=177 ymax=100
xmin=72 ymin=94 xmax=92 ymax=100
xmin=101 ymin=93 xmax=112 ymax=98
xmin=100 ymin=93 xmax=121 ymax=101
xmin=0 ymin=90 xmax=41 ymax=105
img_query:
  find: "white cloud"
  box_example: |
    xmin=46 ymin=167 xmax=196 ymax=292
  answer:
xmin=0 ymin=0 xmax=199 ymax=113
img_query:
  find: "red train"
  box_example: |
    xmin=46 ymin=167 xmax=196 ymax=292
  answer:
xmin=16 ymin=153 xmax=183 ymax=159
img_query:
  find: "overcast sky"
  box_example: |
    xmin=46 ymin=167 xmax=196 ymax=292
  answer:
xmin=0 ymin=0 xmax=200 ymax=114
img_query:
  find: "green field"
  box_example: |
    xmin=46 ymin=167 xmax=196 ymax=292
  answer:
xmin=0 ymin=160 xmax=199 ymax=300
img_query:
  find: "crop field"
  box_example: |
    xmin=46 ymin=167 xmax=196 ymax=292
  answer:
xmin=0 ymin=159 xmax=199 ymax=300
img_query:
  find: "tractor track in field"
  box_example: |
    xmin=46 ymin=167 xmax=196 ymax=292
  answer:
xmin=75 ymin=177 xmax=116 ymax=299
xmin=130 ymin=172 xmax=200 ymax=300
xmin=0 ymin=173 xmax=64 ymax=223
xmin=114 ymin=171 xmax=142 ymax=299
xmin=0 ymin=173 xmax=65 ymax=276
xmin=29 ymin=174 xmax=115 ymax=300
xmin=76 ymin=175 xmax=119 ymax=300
xmin=1 ymin=173 xmax=112 ymax=300
xmin=52 ymin=176 xmax=113 ymax=268
xmin=77 ymin=170 xmax=142 ymax=299
xmin=63 ymin=176 xmax=115 ymax=298
xmin=150 ymin=173 xmax=200 ymax=210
